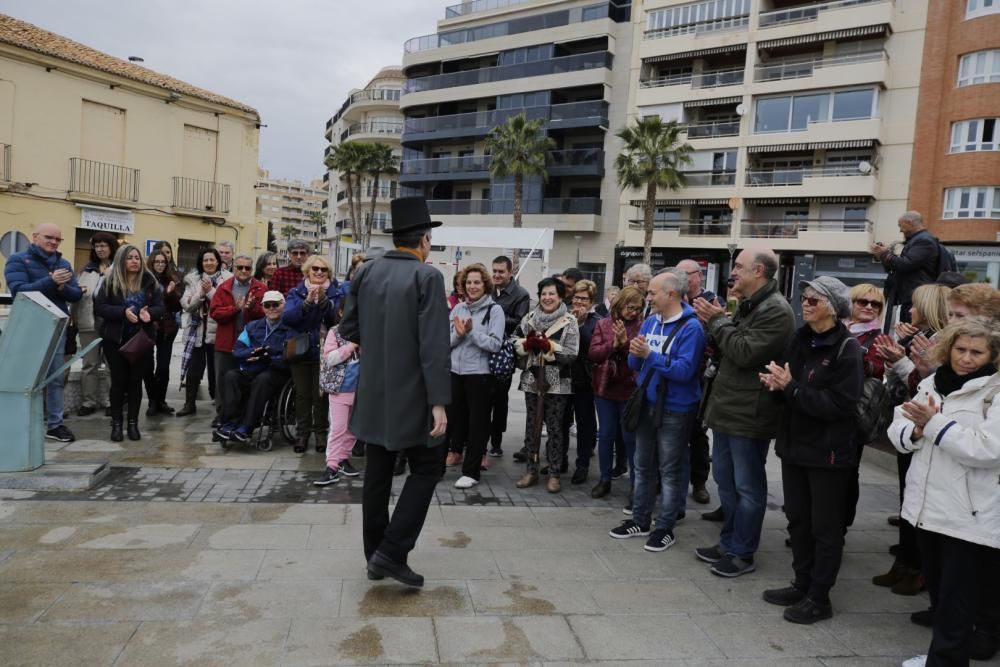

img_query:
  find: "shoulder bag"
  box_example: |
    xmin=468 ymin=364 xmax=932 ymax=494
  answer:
xmin=120 ymin=327 xmax=155 ymax=364
xmin=483 ymin=305 xmax=516 ymax=379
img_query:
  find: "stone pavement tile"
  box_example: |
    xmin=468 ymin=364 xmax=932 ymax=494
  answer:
xmin=198 ymin=581 xmax=342 ymax=620
xmin=138 ymin=502 xmax=248 ymax=524
xmin=694 ymin=577 xmax=794 ymax=613
xmin=845 ymin=511 xmax=900 ymax=532
xmin=0 ymin=583 xmax=68 ymax=623
xmin=197 ymin=523 xmax=310 ymax=549
xmin=76 ymin=523 xmax=201 ymax=549
xmin=0 ymin=499 xmax=143 ymax=524
xmin=195 ymin=454 xmax=275 ymax=470
xmin=587 ymin=579 xmax=721 ymax=614
xmin=408 ymin=548 xmax=503 ymax=580
xmin=687 ymin=659 xmax=825 ymax=667
xmin=61 ymin=439 xmax=125 ymax=453
xmin=115 ymin=617 xmax=290 ymax=667
xmin=690 ymin=612 xmax=852 ymax=659
xmin=836 ymin=551 xmax=899 ymax=580
xmin=441 ymin=506 xmax=541 ymax=527
xmin=492 ymin=549 xmax=612 ymax=580
xmin=304 ymin=523 xmax=364 ymax=549
xmin=0 ymin=524 xmax=84 ymax=550
xmin=819 ymin=658 xmax=914 ymax=667
xmin=258 ymin=548 xmax=370 ymax=581
xmin=248 ymin=503 xmax=346 ymax=525
xmin=544 ymin=661 xmax=681 ymax=667
xmin=0 ymin=622 xmax=138 ymax=667
xmin=466 ymin=580 xmax=601 ymax=616
xmin=825 ymin=612 xmax=929 ymax=657
xmin=569 ymin=614 xmax=722 ymax=660
xmin=339 ymin=580 xmax=473 ymax=617
xmin=40 ymin=581 xmax=206 ymax=621
xmin=435 ymin=615 xmax=584 ymax=663
xmin=415 ymin=525 xmax=624 ymax=552
xmin=829 ymin=580 xmax=930 ymax=614
xmin=595 ymin=547 xmax=729 ymax=580
xmin=283 ymin=617 xmax=437 ymax=665
xmin=530 ymin=506 xmax=622 ymax=527
xmin=272 ymin=455 xmax=327 ymax=471
xmin=842 ymin=530 xmax=897 ymax=554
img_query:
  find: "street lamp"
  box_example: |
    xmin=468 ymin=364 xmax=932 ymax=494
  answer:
xmin=574 ymin=235 xmax=582 ymax=267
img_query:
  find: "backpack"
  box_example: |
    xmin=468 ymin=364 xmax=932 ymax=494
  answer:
xmin=836 ymin=337 xmax=893 ymax=445
xmin=482 ymin=305 xmax=516 ymax=379
xmin=934 ymin=238 xmax=958 ymax=274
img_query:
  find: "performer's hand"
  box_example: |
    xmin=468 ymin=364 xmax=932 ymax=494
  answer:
xmin=430 ymin=405 xmax=447 ymax=438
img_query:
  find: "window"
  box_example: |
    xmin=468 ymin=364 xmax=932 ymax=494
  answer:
xmin=967 ymin=0 xmax=1000 ymax=18
xmin=832 ymin=89 xmax=875 ymax=121
xmin=646 ymin=0 xmax=751 ymax=32
xmin=958 ymin=51 xmax=1000 ymax=86
xmin=754 ymin=88 xmax=876 ymax=133
xmin=791 ymin=94 xmax=825 ymax=130
xmin=754 ymin=97 xmax=791 ymax=133
xmin=950 ymin=119 xmax=999 ymax=152
xmin=943 ymin=186 xmax=1000 ymax=218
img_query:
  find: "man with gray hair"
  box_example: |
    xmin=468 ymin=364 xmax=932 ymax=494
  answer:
xmin=625 ymin=263 xmax=653 ymax=318
xmin=869 ymin=210 xmax=942 ymax=327
xmin=608 ymin=268 xmax=706 ymax=553
xmin=272 ymin=240 xmax=312 ymax=297
xmin=215 ymin=240 xmax=235 ymax=272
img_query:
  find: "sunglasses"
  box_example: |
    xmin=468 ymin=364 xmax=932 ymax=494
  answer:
xmin=800 ymin=295 xmax=827 ymax=307
xmin=310 ymin=266 xmax=329 ymax=273
xmin=290 ymin=250 xmax=308 ymax=256
xmin=235 ymin=265 xmax=252 ymax=271
xmin=853 ymin=298 xmax=883 ymax=310
xmin=262 ymin=302 xmax=282 ymax=309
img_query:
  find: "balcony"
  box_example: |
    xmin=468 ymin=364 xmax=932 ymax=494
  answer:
xmin=643 ymin=15 xmax=749 ymax=41
xmin=363 ymin=184 xmax=398 ymax=199
xmin=0 ymin=143 xmax=9 ymax=181
xmin=684 ymin=120 xmax=741 ymax=139
xmin=444 ymin=0 xmax=531 ymax=18
xmin=68 ymin=157 xmax=140 ymax=203
xmin=400 ymin=148 xmax=604 ymax=182
xmin=759 ymin=0 xmax=889 ymax=28
xmin=403 ymin=51 xmax=612 ymax=94
xmin=341 ymin=121 xmax=403 ymax=141
xmin=746 ymin=164 xmax=867 ymax=186
xmin=426 ymin=197 xmax=602 ymax=216
xmin=402 ymin=100 xmax=609 ymax=142
xmin=740 ymin=218 xmax=872 ymax=239
xmin=628 ymin=218 xmax=733 ymax=236
xmin=755 ymin=50 xmax=888 ymax=82
xmin=641 ymin=67 xmax=744 ymax=91
xmin=744 ymin=164 xmax=876 ymax=197
xmin=681 ymin=170 xmax=737 ymax=187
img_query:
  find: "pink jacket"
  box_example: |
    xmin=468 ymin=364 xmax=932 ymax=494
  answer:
xmin=322 ymin=328 xmax=359 ymax=401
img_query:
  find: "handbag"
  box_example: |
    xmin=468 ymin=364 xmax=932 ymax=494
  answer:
xmin=284 ymin=333 xmax=311 ymax=363
xmin=483 ymin=305 xmax=516 ymax=379
xmin=623 ymin=321 xmax=683 ymax=432
xmin=119 ymin=328 xmax=155 ymax=364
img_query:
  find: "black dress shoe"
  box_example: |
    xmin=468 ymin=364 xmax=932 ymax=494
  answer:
xmin=783 ymin=597 xmax=833 ymax=624
xmin=763 ymin=585 xmax=807 ymax=607
xmin=146 ymin=404 xmax=159 ymax=417
xmin=969 ymin=628 xmax=999 ymax=661
xmin=910 ymin=608 xmax=933 ymax=627
xmin=176 ymin=404 xmax=196 ymax=417
xmin=591 ymin=480 xmax=611 ymax=498
xmin=126 ymin=419 xmax=141 ymax=441
xmin=571 ymin=467 xmax=588 ymax=485
xmin=701 ymin=507 xmax=724 ymax=522
xmin=158 ymin=402 xmax=175 ymax=415
xmin=110 ymin=419 xmax=124 ymax=442
xmin=367 ymin=551 xmax=423 ymax=588
xmin=512 ymin=448 xmax=528 ymax=463
xmin=367 ymin=570 xmax=384 ymax=581
xmin=77 ymin=405 xmax=96 ymax=417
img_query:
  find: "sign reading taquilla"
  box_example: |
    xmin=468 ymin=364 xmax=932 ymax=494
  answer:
xmin=78 ymin=206 xmax=135 ymax=234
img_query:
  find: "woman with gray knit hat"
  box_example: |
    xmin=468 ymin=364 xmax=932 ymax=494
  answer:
xmin=758 ymin=275 xmax=864 ymax=624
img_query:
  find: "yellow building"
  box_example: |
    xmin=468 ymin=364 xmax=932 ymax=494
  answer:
xmin=0 ymin=14 xmax=262 ymax=277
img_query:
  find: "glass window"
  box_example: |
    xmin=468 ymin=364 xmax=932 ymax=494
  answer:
xmin=754 ymin=96 xmax=791 ymax=133
xmin=791 ymin=94 xmax=824 ymax=130
xmin=950 ymin=118 xmax=1000 ymax=152
xmin=967 ymin=0 xmax=1000 ymax=18
xmin=832 ymin=89 xmax=874 ymax=121
xmin=943 ymin=186 xmax=1000 ymax=218
xmin=958 ymin=50 xmax=1000 ymax=86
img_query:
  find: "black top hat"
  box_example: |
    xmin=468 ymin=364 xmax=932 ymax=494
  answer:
xmin=386 ymin=197 xmax=443 ymax=234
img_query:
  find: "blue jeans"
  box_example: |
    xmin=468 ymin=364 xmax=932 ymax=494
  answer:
xmin=46 ymin=333 xmax=67 ymax=428
xmin=632 ymin=406 xmax=694 ymax=532
xmin=712 ymin=431 xmax=770 ymax=559
xmin=595 ymin=397 xmax=635 ymax=484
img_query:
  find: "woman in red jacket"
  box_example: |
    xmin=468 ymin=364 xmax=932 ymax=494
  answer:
xmin=588 ymin=286 xmax=645 ymax=498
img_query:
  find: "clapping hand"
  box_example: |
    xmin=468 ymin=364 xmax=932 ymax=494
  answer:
xmin=909 ymin=334 xmax=937 ymax=377
xmin=902 ymin=395 xmax=939 ymax=440
xmin=874 ymin=334 xmax=906 ymax=363
xmin=51 ymin=268 xmax=72 ymax=285
xmin=759 ymin=361 xmax=792 ymax=391
xmin=125 ymin=307 xmax=139 ymax=324
xmin=453 ymin=316 xmax=473 ymax=337
xmin=895 ymin=321 xmax=920 ymax=340
xmin=200 ymin=277 xmax=212 ymax=294
xmin=612 ymin=319 xmax=627 ymax=347
xmin=166 ymin=281 xmax=176 ymax=294
xmin=138 ymin=306 xmax=151 ymax=323
xmin=628 ymin=334 xmax=651 ymax=359
xmin=692 ymin=296 xmax=724 ymax=324
xmin=524 ymin=331 xmax=551 ymax=353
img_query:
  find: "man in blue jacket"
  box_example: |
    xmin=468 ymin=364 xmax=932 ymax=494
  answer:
xmin=4 ymin=223 xmax=83 ymax=442
xmin=608 ymin=267 xmax=706 ymax=553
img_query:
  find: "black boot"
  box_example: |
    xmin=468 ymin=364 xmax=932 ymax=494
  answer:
xmin=176 ymin=402 xmax=196 ymax=417
xmin=146 ymin=403 xmax=159 ymax=417
xmin=126 ymin=419 xmax=141 ymax=441
xmin=110 ymin=419 xmax=124 ymax=442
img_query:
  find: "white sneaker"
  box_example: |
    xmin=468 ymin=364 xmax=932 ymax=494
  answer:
xmin=569 ymin=424 xmax=577 ymax=436
xmin=454 ymin=476 xmax=479 ymax=489
xmin=902 ymin=656 xmax=927 ymax=667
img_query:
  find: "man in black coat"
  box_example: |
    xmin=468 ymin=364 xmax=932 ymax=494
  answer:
xmin=339 ymin=197 xmax=451 ymax=588
xmin=870 ymin=211 xmax=940 ymax=329
xmin=488 ymin=255 xmax=530 ymax=457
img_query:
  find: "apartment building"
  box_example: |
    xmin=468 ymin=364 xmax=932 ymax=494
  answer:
xmin=907 ymin=0 xmax=1000 ymax=286
xmin=621 ymin=0 xmax=928 ymax=295
xmin=397 ymin=0 xmax=634 ymax=291
xmin=0 ymin=14 xmax=261 ymax=277
xmin=256 ymin=169 xmax=327 ymax=261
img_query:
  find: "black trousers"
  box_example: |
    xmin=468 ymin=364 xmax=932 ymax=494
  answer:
xmin=447 ymin=373 xmax=495 ymax=480
xmin=489 ymin=374 xmax=514 ymax=449
xmin=220 ymin=368 xmax=289 ymax=430
xmin=976 ymin=547 xmax=1000 ymax=638
xmin=103 ymin=339 xmax=149 ymax=421
xmin=689 ymin=419 xmax=711 ymax=486
xmin=782 ymin=461 xmax=852 ymax=603
xmin=362 ymin=442 xmax=446 ymax=564
xmin=142 ymin=329 xmax=176 ymax=406
xmin=184 ymin=343 xmax=215 ymax=404
xmin=214 ymin=351 xmax=238 ymax=417
xmin=897 ymin=452 xmax=921 ymax=569
xmin=918 ymin=528 xmax=984 ymax=667
xmin=563 ymin=388 xmax=597 ymax=470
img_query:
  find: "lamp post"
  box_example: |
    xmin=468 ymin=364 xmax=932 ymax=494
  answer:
xmin=574 ymin=235 xmax=582 ymax=267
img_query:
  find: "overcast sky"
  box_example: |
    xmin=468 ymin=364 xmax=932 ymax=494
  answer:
xmin=3 ymin=0 xmax=444 ymax=183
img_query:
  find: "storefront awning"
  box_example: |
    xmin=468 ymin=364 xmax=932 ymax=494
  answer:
xmin=644 ymin=43 xmax=747 ymax=64
xmin=758 ymin=23 xmax=890 ymax=50
xmin=744 ymin=196 xmax=873 ymax=205
xmin=683 ymin=96 xmax=742 ymax=108
xmin=747 ymin=139 xmax=879 ymax=154
xmin=630 ymin=198 xmax=730 ymax=207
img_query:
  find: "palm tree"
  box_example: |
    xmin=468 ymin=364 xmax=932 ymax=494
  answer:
xmin=361 ymin=143 xmax=399 ymax=250
xmin=324 ymin=142 xmax=368 ymax=245
xmin=615 ymin=116 xmax=693 ymax=266
xmin=280 ymin=224 xmax=297 ymax=260
xmin=484 ymin=113 xmax=555 ymax=228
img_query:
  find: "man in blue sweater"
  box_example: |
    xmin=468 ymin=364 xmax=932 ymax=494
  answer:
xmin=4 ymin=223 xmax=83 ymax=442
xmin=608 ymin=267 xmax=706 ymax=553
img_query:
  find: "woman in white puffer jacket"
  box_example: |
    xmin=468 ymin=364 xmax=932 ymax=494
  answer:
xmin=887 ymin=316 xmax=1000 ymax=667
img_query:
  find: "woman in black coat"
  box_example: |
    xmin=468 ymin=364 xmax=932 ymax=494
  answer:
xmin=759 ymin=276 xmax=863 ymax=625
xmin=93 ymin=244 xmax=164 ymax=442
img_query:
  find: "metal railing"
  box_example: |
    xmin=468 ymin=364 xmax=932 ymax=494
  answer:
xmin=684 ymin=120 xmax=740 ymax=138
xmin=343 ymin=121 xmax=403 ymax=139
xmin=69 ymin=157 xmax=140 ymax=202
xmin=400 ymin=148 xmax=604 ymax=177
xmin=641 ymin=66 xmax=744 ymax=90
xmin=740 ymin=218 xmax=872 ymax=238
xmin=403 ymin=51 xmax=612 ymax=94
xmin=628 ymin=218 xmax=733 ymax=235
xmin=681 ymin=170 xmax=737 ymax=186
xmin=754 ymin=50 xmax=888 ymax=82
xmin=349 ymin=88 xmax=401 ymax=104
xmin=745 ymin=164 xmax=871 ymax=185
xmin=445 ymin=0 xmax=532 ymax=18
xmin=363 ymin=184 xmax=398 ymax=199
xmin=759 ymin=0 xmax=888 ymax=28
xmin=426 ymin=197 xmax=602 ymax=215
xmin=0 ymin=143 xmax=10 ymax=182
xmin=643 ymin=15 xmax=749 ymax=40
xmin=403 ymin=100 xmax=609 ymax=136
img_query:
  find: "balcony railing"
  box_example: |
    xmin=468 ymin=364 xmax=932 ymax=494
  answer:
xmin=403 ymin=51 xmax=612 ymax=94
xmin=363 ymin=185 xmax=398 ymax=199
xmin=343 ymin=121 xmax=403 ymax=139
xmin=0 ymin=143 xmax=10 ymax=182
xmin=745 ymin=164 xmax=870 ymax=186
xmin=445 ymin=0 xmax=532 ymax=17
xmin=641 ymin=67 xmax=744 ymax=90
xmin=400 ymin=148 xmax=604 ymax=178
xmin=740 ymin=218 xmax=872 ymax=238
xmin=684 ymin=120 xmax=741 ymax=138
xmin=403 ymin=100 xmax=609 ymax=137
xmin=349 ymin=88 xmax=401 ymax=104
xmin=628 ymin=218 xmax=733 ymax=235
xmin=681 ymin=170 xmax=737 ymax=186
xmin=643 ymin=15 xmax=749 ymax=40
xmin=754 ymin=50 xmax=888 ymax=82
xmin=759 ymin=0 xmax=888 ymax=28
xmin=69 ymin=157 xmax=140 ymax=202
xmin=426 ymin=197 xmax=602 ymax=215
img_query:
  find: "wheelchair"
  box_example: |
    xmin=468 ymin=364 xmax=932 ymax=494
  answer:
xmin=219 ymin=377 xmax=297 ymax=453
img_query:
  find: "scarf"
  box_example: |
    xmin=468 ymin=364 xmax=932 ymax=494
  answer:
xmin=530 ymin=302 xmax=568 ymax=332
xmin=934 ymin=363 xmax=996 ymax=397
xmin=847 ymin=319 xmax=882 ymax=336
xmin=465 ymin=293 xmax=490 ymax=313
xmin=396 ymin=247 xmax=423 ymax=262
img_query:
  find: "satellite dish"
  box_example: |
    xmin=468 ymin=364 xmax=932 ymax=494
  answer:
xmin=857 ymin=161 xmax=872 ymax=174
xmin=735 ymin=104 xmax=747 ymax=116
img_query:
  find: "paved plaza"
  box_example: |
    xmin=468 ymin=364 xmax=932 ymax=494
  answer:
xmin=0 ymin=381 xmax=934 ymax=666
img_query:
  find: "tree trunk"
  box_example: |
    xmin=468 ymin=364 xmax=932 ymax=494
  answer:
xmin=513 ymin=173 xmax=523 ymax=228
xmin=643 ymin=180 xmax=656 ymax=267
xmin=366 ymin=170 xmax=380 ymax=252
xmin=345 ymin=170 xmax=361 ymax=246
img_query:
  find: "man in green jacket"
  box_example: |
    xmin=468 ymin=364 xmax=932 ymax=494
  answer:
xmin=691 ymin=247 xmax=794 ymax=578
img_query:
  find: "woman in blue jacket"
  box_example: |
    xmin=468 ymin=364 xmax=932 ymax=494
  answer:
xmin=282 ymin=254 xmax=340 ymax=453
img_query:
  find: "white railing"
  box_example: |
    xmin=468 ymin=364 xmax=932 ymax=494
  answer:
xmin=644 ymin=15 xmax=749 ymax=40
xmin=745 ymin=164 xmax=873 ymax=186
xmin=641 ymin=66 xmax=744 ymax=89
xmin=759 ymin=0 xmax=890 ymax=28
xmin=740 ymin=218 xmax=872 ymax=238
xmin=754 ymin=50 xmax=888 ymax=82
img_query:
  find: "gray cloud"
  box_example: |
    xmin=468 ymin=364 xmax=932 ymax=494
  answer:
xmin=3 ymin=0 xmax=444 ymax=181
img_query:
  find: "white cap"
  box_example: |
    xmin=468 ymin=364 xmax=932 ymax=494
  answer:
xmin=262 ymin=290 xmax=285 ymax=304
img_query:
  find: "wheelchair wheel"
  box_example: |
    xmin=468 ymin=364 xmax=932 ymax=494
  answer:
xmin=256 ymin=438 xmax=273 ymax=452
xmin=276 ymin=380 xmax=297 ymax=444
xmin=220 ymin=438 xmax=233 ymax=451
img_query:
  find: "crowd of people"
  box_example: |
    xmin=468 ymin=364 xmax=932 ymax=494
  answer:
xmin=4 ymin=203 xmax=1000 ymax=667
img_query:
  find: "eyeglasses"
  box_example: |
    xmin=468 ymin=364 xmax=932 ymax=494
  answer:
xmin=40 ymin=235 xmax=63 ymax=243
xmin=800 ymin=294 xmax=828 ymax=307
xmin=262 ymin=302 xmax=282 ymax=309
xmin=571 ymin=296 xmax=591 ymax=303
xmin=852 ymin=298 xmax=883 ymax=310
xmin=623 ymin=304 xmax=642 ymax=312
xmin=310 ymin=266 xmax=329 ymax=273
xmin=290 ymin=250 xmax=308 ymax=257
xmin=235 ymin=264 xmax=252 ymax=271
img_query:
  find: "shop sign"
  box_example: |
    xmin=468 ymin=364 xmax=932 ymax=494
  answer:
xmin=79 ymin=206 xmax=134 ymax=234
xmin=949 ymin=246 xmax=1000 ymax=261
